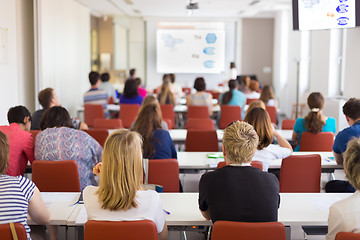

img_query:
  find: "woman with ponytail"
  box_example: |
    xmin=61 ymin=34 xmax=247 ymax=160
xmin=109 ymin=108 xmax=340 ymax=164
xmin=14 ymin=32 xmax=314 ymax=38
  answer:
xmin=219 ymin=79 xmax=246 ymax=108
xmin=292 ymin=92 xmax=336 ymax=151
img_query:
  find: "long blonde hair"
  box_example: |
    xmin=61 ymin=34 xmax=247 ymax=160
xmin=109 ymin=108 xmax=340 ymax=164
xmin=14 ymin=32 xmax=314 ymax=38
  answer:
xmin=96 ymin=129 xmax=143 ymax=211
xmin=159 ymin=80 xmax=175 ymax=105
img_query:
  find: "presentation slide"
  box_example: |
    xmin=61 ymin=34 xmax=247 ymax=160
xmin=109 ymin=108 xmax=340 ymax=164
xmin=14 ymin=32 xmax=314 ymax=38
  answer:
xmin=299 ymin=0 xmax=356 ymax=30
xmin=156 ymin=29 xmax=225 ymax=73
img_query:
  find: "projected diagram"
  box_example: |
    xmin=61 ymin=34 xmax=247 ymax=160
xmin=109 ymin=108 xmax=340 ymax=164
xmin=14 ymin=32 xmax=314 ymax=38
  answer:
xmin=299 ymin=0 xmax=355 ymax=30
xmin=157 ymin=29 xmax=225 ymax=73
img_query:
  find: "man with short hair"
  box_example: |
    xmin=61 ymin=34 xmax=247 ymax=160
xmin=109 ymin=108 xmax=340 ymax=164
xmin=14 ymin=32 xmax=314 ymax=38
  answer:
xmin=126 ymin=68 xmax=136 ymax=81
xmin=31 ymin=88 xmax=88 ymax=130
xmin=99 ymin=72 xmax=116 ymax=102
xmin=83 ymin=71 xmax=108 ymax=108
xmin=0 ymin=106 xmax=34 ymax=176
xmin=198 ymin=121 xmax=280 ymax=223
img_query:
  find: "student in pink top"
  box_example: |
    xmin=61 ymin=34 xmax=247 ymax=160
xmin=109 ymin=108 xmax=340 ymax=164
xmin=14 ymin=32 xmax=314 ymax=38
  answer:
xmin=0 ymin=106 xmax=34 ymax=176
xmin=135 ymin=77 xmax=147 ymax=98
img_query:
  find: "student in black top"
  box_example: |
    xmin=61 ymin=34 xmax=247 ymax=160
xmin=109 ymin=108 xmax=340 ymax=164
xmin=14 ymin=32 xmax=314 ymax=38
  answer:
xmin=198 ymin=121 xmax=280 ymax=223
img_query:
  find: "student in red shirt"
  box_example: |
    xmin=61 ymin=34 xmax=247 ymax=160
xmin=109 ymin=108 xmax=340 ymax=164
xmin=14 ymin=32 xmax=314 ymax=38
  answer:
xmin=0 ymin=106 xmax=34 ymax=176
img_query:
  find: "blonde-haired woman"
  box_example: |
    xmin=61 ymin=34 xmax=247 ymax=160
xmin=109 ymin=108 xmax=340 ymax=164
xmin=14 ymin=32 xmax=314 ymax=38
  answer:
xmin=83 ymin=129 xmax=168 ymax=240
xmin=158 ymin=80 xmax=176 ymax=105
xmin=326 ymin=138 xmax=360 ymax=240
xmin=244 ymin=107 xmax=292 ymax=171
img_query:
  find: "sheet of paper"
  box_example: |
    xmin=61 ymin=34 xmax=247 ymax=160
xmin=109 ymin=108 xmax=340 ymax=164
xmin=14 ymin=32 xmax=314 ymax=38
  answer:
xmin=75 ymin=205 xmax=88 ymax=224
xmin=41 ymin=192 xmax=79 ymax=204
xmin=309 ymin=196 xmax=343 ymax=211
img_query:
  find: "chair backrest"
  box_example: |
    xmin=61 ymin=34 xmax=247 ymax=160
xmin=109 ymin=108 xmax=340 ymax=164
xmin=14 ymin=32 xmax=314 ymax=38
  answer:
xmin=300 ymin=132 xmax=334 ymax=151
xmin=108 ymin=96 xmax=115 ymax=104
xmin=93 ymin=119 xmax=123 ymax=129
xmin=163 ymin=118 xmax=173 ymax=130
xmin=281 ymin=119 xmax=296 ymax=130
xmin=185 ymin=118 xmax=215 ymax=130
xmin=217 ymin=161 xmax=263 ymax=171
xmin=182 ymin=87 xmax=191 ymax=95
xmin=160 ymin=104 xmax=175 ymax=129
xmin=185 ymin=130 xmax=218 ymax=152
xmin=84 ymin=220 xmax=157 ymax=240
xmin=148 ymin=159 xmax=179 ymax=192
xmin=219 ymin=105 xmax=242 ymax=129
xmin=211 ymin=221 xmax=286 ymax=240
xmin=246 ymin=98 xmax=258 ymax=105
xmin=187 ymin=106 xmax=209 ymax=119
xmin=336 ymin=232 xmax=360 ymax=240
xmin=32 ymin=160 xmax=80 ymax=192
xmin=0 ymin=223 xmax=27 ymax=240
xmin=84 ymin=104 xmax=105 ymax=128
xmin=279 ymin=154 xmax=321 ymax=193
xmin=84 ymin=129 xmax=109 ymax=147
xmin=266 ymin=106 xmax=277 ymax=125
xmin=119 ymin=104 xmax=140 ymax=128
xmin=209 ymin=91 xmax=221 ymax=100
xmin=30 ymin=130 xmax=40 ymax=145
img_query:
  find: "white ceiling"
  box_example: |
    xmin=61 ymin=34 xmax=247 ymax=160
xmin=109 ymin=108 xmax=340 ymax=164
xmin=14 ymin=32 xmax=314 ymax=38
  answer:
xmin=75 ymin=0 xmax=292 ymax=18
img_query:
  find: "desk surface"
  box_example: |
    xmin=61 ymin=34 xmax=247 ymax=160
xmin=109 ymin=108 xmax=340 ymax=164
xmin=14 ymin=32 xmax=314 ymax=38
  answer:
xmin=177 ymin=151 xmax=342 ymax=170
xmin=68 ymin=192 xmax=352 ymax=227
xmin=28 ymin=192 xmax=80 ymax=226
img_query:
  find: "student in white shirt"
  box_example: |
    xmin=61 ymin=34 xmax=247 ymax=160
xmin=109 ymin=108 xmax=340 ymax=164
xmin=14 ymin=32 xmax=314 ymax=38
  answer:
xmin=327 ymin=138 xmax=360 ymax=240
xmin=244 ymin=107 xmax=292 ymax=171
xmin=83 ymin=129 xmax=168 ymax=240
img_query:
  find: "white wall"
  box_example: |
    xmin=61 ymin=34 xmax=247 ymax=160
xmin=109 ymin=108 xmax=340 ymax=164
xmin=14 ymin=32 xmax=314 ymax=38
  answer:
xmin=0 ymin=0 xmax=19 ymax=124
xmin=34 ymin=0 xmax=91 ymax=117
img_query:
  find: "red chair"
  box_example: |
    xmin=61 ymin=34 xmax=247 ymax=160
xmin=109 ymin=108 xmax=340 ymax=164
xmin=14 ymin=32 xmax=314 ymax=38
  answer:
xmin=185 ymin=130 xmax=218 ymax=152
xmin=336 ymin=232 xmax=360 ymax=240
xmin=160 ymin=104 xmax=175 ymax=129
xmin=119 ymin=104 xmax=140 ymax=128
xmin=300 ymin=132 xmax=334 ymax=151
xmin=0 ymin=223 xmax=27 ymax=240
xmin=219 ymin=106 xmax=242 ymax=129
xmin=211 ymin=221 xmax=286 ymax=240
xmin=282 ymin=119 xmax=296 ymax=130
xmin=208 ymin=91 xmax=220 ymax=100
xmin=30 ymin=130 xmax=40 ymax=145
xmin=148 ymin=159 xmax=179 ymax=192
xmin=84 ymin=104 xmax=105 ymax=128
xmin=163 ymin=118 xmax=172 ymax=130
xmin=280 ymin=154 xmax=321 ymax=193
xmin=32 ymin=160 xmax=80 ymax=192
xmin=93 ymin=119 xmax=123 ymax=129
xmin=217 ymin=161 xmax=263 ymax=171
xmin=187 ymin=106 xmax=209 ymax=119
xmin=266 ymin=106 xmax=277 ymax=125
xmin=84 ymin=220 xmax=157 ymax=240
xmin=84 ymin=129 xmax=109 ymax=147
xmin=108 ymin=96 xmax=115 ymax=104
xmin=182 ymin=87 xmax=191 ymax=95
xmin=246 ymin=98 xmax=258 ymax=105
xmin=185 ymin=118 xmax=215 ymax=130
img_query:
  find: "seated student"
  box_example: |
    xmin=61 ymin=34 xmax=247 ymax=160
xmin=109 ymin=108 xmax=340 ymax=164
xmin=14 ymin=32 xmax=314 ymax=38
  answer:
xmin=292 ymin=92 xmax=336 ymax=151
xmin=126 ymin=68 xmax=136 ymax=81
xmin=0 ymin=106 xmax=34 ymax=176
xmin=244 ymin=107 xmax=292 ymax=171
xmin=119 ymin=79 xmax=143 ymax=105
xmin=259 ymin=85 xmax=278 ymax=108
xmin=99 ymin=72 xmax=117 ymax=102
xmin=135 ymin=77 xmax=147 ymax=99
xmin=245 ymin=80 xmax=261 ymax=99
xmin=0 ymin=131 xmax=50 ymax=239
xmin=186 ymin=77 xmax=213 ymax=116
xmin=158 ymin=79 xmax=176 ymax=106
xmin=132 ymin=104 xmax=176 ymax=159
xmin=35 ymin=106 xmax=102 ymax=191
xmin=326 ymin=138 xmax=360 ymax=240
xmin=238 ymin=75 xmax=251 ymax=94
xmin=326 ymin=98 xmax=360 ymax=193
xmin=169 ymin=73 xmax=184 ymax=100
xmin=84 ymin=130 xmax=168 ymax=240
xmin=130 ymin=95 xmax=169 ymax=131
xmin=246 ymin=100 xmax=266 ymax=115
xmin=219 ymin=79 xmax=246 ymax=108
xmin=199 ymin=121 xmax=280 ymax=223
xmin=83 ymin=71 xmax=108 ymax=108
xmin=31 ymin=88 xmax=88 ymax=130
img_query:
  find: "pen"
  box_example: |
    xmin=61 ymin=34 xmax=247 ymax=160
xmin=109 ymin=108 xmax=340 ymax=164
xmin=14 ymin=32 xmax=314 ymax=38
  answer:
xmin=163 ymin=209 xmax=170 ymax=215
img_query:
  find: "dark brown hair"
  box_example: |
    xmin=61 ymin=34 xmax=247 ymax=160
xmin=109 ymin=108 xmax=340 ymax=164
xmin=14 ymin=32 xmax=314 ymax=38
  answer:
xmin=259 ymin=85 xmax=275 ymax=105
xmin=222 ymin=80 xmax=237 ymax=105
xmin=194 ymin=77 xmax=206 ymax=92
xmin=123 ymin=79 xmax=139 ymax=98
xmin=38 ymin=88 xmax=54 ymax=109
xmin=132 ymin=104 xmax=163 ymax=158
xmin=343 ymin=98 xmax=360 ymax=120
xmin=244 ymin=107 xmax=273 ymax=150
xmin=0 ymin=131 xmax=9 ymax=174
xmin=304 ymin=92 xmax=325 ymax=133
xmin=40 ymin=106 xmax=73 ymax=130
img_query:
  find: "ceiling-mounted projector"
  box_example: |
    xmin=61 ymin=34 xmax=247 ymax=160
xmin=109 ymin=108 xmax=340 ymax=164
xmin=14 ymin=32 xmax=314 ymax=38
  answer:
xmin=186 ymin=2 xmax=199 ymax=10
